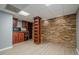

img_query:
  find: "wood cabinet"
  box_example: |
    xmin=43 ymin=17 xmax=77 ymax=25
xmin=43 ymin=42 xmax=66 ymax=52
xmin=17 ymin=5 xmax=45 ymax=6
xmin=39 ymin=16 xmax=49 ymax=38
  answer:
xmin=28 ymin=22 xmax=33 ymax=39
xmin=12 ymin=32 xmax=24 ymax=44
xmin=12 ymin=32 xmax=18 ymax=44
xmin=18 ymin=32 xmax=24 ymax=42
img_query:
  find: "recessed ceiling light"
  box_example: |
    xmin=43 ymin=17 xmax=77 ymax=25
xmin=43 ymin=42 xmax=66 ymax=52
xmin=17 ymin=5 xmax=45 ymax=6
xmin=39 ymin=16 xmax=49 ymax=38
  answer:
xmin=18 ymin=10 xmax=30 ymax=16
xmin=45 ymin=4 xmax=51 ymax=6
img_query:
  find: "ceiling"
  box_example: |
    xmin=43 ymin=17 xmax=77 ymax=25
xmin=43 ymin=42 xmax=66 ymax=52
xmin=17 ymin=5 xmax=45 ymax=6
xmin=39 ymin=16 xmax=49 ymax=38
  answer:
xmin=0 ymin=4 xmax=79 ymax=22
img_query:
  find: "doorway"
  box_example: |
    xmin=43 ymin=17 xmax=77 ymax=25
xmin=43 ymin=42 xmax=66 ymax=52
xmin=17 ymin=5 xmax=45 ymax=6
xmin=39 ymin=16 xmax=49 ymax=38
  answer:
xmin=28 ymin=22 xmax=33 ymax=39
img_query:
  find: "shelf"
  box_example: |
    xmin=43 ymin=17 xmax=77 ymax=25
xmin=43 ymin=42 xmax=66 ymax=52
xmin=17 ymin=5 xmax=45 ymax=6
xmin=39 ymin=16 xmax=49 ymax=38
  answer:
xmin=33 ymin=16 xmax=41 ymax=44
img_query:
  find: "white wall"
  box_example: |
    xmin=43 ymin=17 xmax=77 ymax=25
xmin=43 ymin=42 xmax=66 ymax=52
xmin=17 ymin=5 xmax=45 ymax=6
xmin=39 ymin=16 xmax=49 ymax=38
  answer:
xmin=0 ymin=11 xmax=13 ymax=49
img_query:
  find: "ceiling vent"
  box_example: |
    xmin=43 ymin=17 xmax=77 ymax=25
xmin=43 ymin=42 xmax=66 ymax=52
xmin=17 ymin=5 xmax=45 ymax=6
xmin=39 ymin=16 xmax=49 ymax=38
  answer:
xmin=5 ymin=4 xmax=21 ymax=13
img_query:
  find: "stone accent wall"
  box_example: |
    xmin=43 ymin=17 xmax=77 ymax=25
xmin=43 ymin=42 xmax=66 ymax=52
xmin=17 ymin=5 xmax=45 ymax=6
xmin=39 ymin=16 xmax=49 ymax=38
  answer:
xmin=41 ymin=14 xmax=76 ymax=47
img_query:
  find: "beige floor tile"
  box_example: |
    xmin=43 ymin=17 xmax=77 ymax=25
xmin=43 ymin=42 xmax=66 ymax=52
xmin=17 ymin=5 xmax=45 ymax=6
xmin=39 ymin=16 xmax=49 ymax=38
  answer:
xmin=0 ymin=40 xmax=76 ymax=55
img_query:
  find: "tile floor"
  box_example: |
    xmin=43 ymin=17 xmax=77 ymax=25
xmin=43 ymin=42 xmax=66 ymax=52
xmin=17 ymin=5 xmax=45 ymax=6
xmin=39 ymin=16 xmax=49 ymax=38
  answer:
xmin=0 ymin=40 xmax=77 ymax=55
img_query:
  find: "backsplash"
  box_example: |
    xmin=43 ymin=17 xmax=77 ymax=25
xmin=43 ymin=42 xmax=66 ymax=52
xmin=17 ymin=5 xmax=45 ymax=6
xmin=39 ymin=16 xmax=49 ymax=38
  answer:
xmin=41 ymin=14 xmax=76 ymax=47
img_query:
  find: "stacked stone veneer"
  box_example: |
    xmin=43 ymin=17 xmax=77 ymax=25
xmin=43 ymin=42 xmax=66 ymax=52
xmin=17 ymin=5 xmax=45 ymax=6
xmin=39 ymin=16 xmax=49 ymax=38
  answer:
xmin=41 ymin=14 xmax=76 ymax=47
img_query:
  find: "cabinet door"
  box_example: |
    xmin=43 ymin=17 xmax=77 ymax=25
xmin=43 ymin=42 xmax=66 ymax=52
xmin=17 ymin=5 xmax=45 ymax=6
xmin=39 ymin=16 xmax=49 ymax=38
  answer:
xmin=13 ymin=32 xmax=19 ymax=44
xmin=18 ymin=32 xmax=24 ymax=42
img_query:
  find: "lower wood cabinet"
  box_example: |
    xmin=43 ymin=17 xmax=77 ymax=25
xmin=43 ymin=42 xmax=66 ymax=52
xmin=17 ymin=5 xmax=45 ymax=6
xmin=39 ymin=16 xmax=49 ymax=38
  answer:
xmin=18 ymin=32 xmax=24 ymax=42
xmin=13 ymin=32 xmax=24 ymax=44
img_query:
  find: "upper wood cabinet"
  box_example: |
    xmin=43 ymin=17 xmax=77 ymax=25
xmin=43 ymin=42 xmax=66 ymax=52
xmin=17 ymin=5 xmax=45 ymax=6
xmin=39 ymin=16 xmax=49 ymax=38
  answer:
xmin=13 ymin=18 xmax=18 ymax=27
xmin=22 ymin=21 xmax=28 ymax=29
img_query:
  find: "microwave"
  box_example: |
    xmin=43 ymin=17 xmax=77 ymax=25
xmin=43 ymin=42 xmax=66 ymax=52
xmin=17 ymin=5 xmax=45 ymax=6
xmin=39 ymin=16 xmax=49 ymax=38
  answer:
xmin=13 ymin=27 xmax=21 ymax=32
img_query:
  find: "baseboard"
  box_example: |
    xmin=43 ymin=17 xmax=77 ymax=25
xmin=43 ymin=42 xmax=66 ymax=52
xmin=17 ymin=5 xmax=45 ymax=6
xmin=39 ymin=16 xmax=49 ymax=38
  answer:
xmin=0 ymin=46 xmax=13 ymax=52
xmin=76 ymin=48 xmax=79 ymax=55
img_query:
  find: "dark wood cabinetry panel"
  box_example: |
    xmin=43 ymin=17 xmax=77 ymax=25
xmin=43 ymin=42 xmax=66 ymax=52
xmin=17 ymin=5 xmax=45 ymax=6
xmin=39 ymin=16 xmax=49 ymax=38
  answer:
xmin=28 ymin=22 xmax=33 ymax=39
